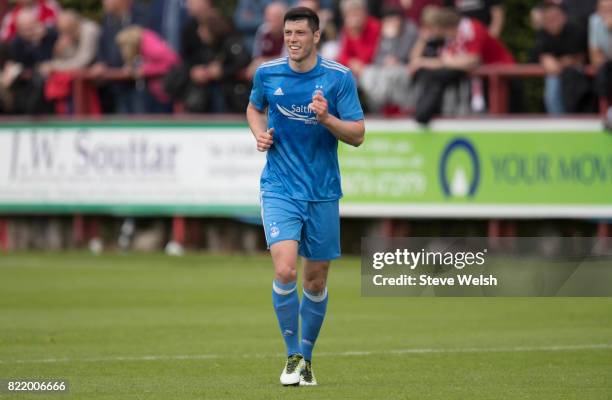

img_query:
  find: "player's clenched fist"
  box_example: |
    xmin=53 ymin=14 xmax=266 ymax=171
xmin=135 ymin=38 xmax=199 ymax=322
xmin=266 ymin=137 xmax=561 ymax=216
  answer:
xmin=256 ymin=128 xmax=274 ymax=152
xmin=308 ymin=93 xmax=329 ymax=123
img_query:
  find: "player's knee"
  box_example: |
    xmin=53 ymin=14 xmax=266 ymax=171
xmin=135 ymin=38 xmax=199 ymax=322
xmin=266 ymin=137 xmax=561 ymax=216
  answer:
xmin=275 ymin=267 xmax=297 ymax=284
xmin=303 ymin=277 xmax=326 ymax=293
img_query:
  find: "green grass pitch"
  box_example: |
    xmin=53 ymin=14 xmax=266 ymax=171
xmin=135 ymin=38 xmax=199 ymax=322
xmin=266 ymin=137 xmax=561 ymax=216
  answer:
xmin=0 ymin=252 xmax=611 ymax=399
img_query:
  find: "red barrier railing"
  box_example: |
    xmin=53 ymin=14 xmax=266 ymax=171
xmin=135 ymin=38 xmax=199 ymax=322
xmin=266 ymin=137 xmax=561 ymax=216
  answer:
xmin=472 ymin=63 xmax=601 ymax=114
xmin=69 ymin=64 xmax=604 ymax=116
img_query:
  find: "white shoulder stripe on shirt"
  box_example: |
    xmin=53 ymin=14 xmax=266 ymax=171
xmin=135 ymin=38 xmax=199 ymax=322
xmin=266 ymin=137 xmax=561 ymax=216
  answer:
xmin=259 ymin=61 xmax=288 ymax=69
xmin=321 ymin=58 xmax=349 ymax=71
xmin=261 ymin=57 xmax=287 ymax=66
xmin=261 ymin=59 xmax=287 ymax=65
xmin=321 ymin=63 xmax=348 ymax=74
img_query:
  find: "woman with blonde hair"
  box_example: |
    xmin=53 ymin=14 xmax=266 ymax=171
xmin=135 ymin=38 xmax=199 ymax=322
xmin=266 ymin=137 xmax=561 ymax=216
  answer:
xmin=115 ymin=25 xmax=179 ymax=112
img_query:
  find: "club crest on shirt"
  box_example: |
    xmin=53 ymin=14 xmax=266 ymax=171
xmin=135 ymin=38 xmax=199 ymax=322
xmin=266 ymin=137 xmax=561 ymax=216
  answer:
xmin=312 ymin=84 xmax=324 ymax=98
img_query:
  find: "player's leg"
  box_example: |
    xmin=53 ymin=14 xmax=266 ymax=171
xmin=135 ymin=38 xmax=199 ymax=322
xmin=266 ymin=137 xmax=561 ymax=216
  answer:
xmin=297 ymin=199 xmax=340 ymax=386
xmin=299 ymin=259 xmax=330 ymax=386
xmin=301 ymin=259 xmax=330 ymax=361
xmin=261 ymin=194 xmax=304 ymax=385
xmin=270 ymin=240 xmax=301 ymax=358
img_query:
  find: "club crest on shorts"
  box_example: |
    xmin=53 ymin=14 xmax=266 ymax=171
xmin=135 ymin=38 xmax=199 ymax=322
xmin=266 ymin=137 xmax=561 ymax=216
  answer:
xmin=270 ymin=224 xmax=280 ymax=238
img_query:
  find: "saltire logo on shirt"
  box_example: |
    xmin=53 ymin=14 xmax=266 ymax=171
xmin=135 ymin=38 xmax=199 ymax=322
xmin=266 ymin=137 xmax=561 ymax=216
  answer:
xmin=276 ymin=104 xmax=318 ymax=124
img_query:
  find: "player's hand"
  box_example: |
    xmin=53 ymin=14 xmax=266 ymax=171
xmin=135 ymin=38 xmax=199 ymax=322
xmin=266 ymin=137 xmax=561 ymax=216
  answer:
xmin=256 ymin=128 xmax=274 ymax=152
xmin=308 ymin=93 xmax=329 ymax=124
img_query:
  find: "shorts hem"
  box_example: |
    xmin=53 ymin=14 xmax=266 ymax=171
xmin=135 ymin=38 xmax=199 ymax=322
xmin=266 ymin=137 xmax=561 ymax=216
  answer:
xmin=267 ymin=237 xmax=300 ymax=249
xmin=298 ymin=253 xmax=341 ymax=262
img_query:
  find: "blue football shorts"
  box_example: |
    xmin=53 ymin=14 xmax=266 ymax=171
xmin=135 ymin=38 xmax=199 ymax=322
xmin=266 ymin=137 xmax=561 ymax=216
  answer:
xmin=260 ymin=192 xmax=340 ymax=261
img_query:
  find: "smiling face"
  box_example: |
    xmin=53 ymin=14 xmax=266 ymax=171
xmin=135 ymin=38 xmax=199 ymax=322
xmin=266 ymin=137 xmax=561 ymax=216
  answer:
xmin=284 ymin=19 xmax=320 ymax=63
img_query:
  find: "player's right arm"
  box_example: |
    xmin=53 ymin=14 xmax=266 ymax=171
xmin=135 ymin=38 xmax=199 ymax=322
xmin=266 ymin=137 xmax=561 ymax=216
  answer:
xmin=247 ymin=103 xmax=274 ymax=152
xmin=246 ymin=67 xmax=274 ymax=152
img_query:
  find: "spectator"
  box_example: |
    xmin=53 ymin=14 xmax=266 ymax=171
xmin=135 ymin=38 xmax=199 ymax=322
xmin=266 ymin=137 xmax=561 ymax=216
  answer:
xmin=116 ymin=26 xmax=179 ymax=112
xmin=589 ymin=0 xmax=612 ymax=70
xmin=562 ymin=0 xmax=597 ymax=30
xmin=410 ymin=7 xmax=514 ymax=123
xmin=384 ymin=0 xmax=443 ymax=26
xmin=410 ymin=4 xmax=447 ymax=60
xmin=90 ymin=0 xmax=150 ymax=114
xmin=172 ymin=11 xmax=251 ymax=113
xmin=337 ymin=0 xmax=381 ymax=77
xmin=185 ymin=0 xmax=214 ymax=21
xmin=147 ymin=0 xmax=189 ymax=52
xmin=233 ymin=0 xmax=274 ymax=54
xmin=0 ymin=0 xmax=9 ymax=26
xmin=589 ymin=0 xmax=612 ymax=116
xmin=253 ymin=1 xmax=287 ymax=58
xmin=359 ymin=6 xmax=419 ymax=112
xmin=1 ymin=0 xmax=59 ymax=43
xmin=8 ymin=7 xmax=57 ymax=68
xmin=93 ymin=0 xmax=149 ymax=71
xmin=296 ymin=0 xmax=334 ymax=10
xmin=534 ymin=1 xmax=590 ymax=115
xmin=35 ymin=11 xmax=100 ymax=115
xmin=39 ymin=10 xmax=99 ymax=74
xmin=298 ymin=0 xmax=340 ymax=59
xmin=443 ymin=0 xmax=504 ymax=37
xmin=246 ymin=1 xmax=287 ymax=80
xmin=2 ymin=8 xmax=57 ymax=113
xmin=181 ymin=0 xmax=215 ymax=59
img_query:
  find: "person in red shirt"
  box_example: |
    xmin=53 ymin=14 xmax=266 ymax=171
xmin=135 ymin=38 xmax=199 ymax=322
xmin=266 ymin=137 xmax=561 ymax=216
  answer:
xmin=410 ymin=6 xmax=514 ymax=123
xmin=336 ymin=0 xmax=381 ymax=77
xmin=443 ymin=14 xmax=514 ymax=67
xmin=0 ymin=0 xmax=59 ymax=43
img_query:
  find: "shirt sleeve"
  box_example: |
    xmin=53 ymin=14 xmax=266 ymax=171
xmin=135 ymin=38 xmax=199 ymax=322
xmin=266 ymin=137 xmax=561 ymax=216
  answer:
xmin=249 ymin=66 xmax=267 ymax=111
xmin=336 ymin=71 xmax=364 ymax=121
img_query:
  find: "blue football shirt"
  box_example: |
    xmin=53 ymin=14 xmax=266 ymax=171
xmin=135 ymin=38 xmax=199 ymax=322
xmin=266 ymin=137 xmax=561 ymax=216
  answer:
xmin=249 ymin=55 xmax=364 ymax=201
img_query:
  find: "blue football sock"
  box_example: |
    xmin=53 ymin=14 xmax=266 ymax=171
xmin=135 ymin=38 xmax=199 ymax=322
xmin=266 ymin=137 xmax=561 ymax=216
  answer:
xmin=272 ymin=280 xmax=301 ymax=356
xmin=300 ymin=287 xmax=328 ymax=361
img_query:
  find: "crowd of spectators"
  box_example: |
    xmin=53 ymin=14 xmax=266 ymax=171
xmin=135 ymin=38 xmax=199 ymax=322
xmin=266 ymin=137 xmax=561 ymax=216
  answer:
xmin=0 ymin=0 xmax=610 ymax=120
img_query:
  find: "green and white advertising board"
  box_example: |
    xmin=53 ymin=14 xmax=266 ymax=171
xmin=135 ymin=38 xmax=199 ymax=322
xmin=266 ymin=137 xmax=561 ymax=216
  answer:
xmin=0 ymin=119 xmax=610 ymax=218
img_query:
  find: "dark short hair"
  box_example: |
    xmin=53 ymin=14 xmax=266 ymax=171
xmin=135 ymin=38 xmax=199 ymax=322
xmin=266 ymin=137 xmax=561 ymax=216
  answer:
xmin=284 ymin=6 xmax=320 ymax=32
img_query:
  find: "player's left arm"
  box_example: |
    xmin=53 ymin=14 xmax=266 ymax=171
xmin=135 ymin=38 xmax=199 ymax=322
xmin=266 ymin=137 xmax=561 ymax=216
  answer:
xmin=309 ymin=93 xmax=364 ymax=147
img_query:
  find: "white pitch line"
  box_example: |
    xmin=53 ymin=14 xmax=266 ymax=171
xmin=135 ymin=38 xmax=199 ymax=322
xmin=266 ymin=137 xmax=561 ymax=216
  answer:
xmin=1 ymin=344 xmax=610 ymax=365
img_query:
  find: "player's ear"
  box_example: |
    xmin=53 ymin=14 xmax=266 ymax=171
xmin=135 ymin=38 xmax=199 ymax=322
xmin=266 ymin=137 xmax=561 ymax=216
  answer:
xmin=313 ymin=29 xmax=321 ymax=45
